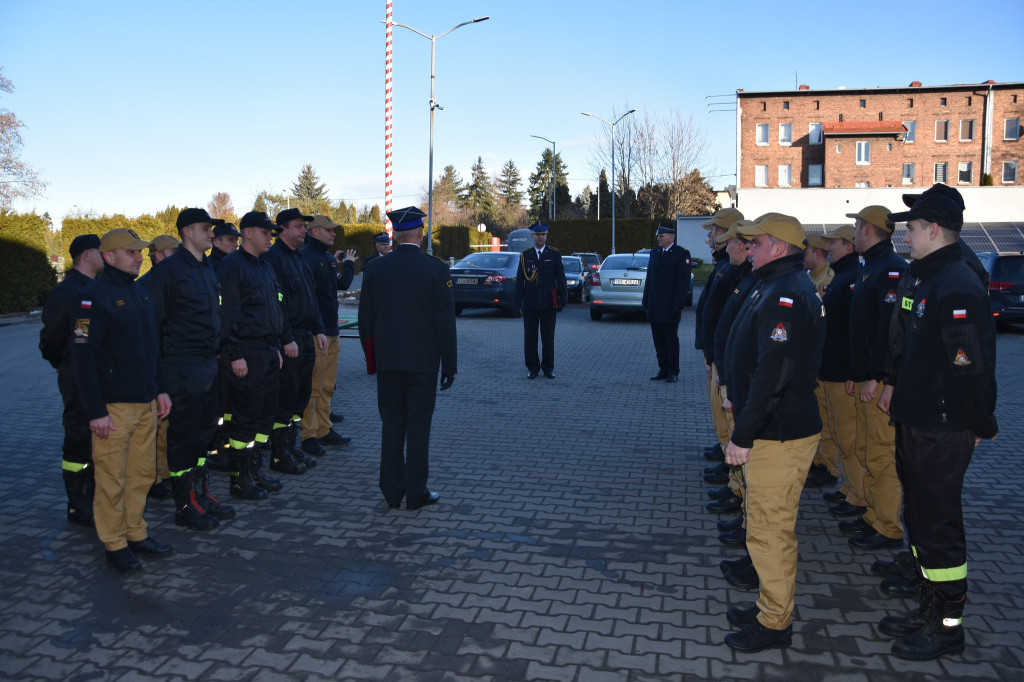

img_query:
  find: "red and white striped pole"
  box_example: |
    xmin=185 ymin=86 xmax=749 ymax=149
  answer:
xmin=384 ymin=0 xmax=394 ymax=234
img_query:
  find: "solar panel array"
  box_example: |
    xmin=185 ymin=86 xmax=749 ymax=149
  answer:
xmin=803 ymin=222 xmax=1024 ymax=256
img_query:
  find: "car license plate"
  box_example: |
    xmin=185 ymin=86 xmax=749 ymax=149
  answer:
xmin=456 ymin=277 xmax=477 ymax=285
xmin=613 ymin=278 xmax=640 ymax=286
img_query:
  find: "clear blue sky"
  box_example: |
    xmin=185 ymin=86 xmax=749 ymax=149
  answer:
xmin=3 ymin=0 xmax=1021 ymax=224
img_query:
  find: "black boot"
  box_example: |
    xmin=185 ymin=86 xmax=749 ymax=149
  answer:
xmin=892 ymin=590 xmax=966 ymax=660
xmin=171 ymin=471 xmax=219 ymax=531
xmin=229 ymin=449 xmax=269 ymax=500
xmin=63 ymin=465 xmax=95 ymax=527
xmin=269 ymin=427 xmax=307 ymax=475
xmin=879 ymin=580 xmax=932 ymax=637
xmin=250 ymin=446 xmax=283 ymax=493
xmin=148 ymin=478 xmax=172 ymax=500
xmin=195 ymin=463 xmax=235 ymax=520
xmin=290 ymin=423 xmax=318 ymax=469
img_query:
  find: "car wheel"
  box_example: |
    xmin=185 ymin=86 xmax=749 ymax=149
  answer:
xmin=590 ymin=307 xmax=602 ymax=321
xmin=582 ymin=285 xmax=590 ymax=303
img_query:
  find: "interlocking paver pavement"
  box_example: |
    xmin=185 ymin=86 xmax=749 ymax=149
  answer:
xmin=1 ymin=296 xmax=1022 ymax=681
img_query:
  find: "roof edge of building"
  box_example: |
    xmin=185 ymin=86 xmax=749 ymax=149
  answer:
xmin=737 ymin=81 xmax=1024 ymax=97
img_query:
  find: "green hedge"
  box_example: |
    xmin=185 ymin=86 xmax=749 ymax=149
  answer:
xmin=0 ymin=210 xmax=57 ymax=314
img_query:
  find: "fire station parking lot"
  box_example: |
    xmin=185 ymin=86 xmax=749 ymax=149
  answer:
xmin=1 ymin=303 xmax=1022 ymax=681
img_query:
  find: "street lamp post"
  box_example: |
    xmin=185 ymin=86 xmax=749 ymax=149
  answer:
xmin=384 ymin=15 xmax=489 ymax=254
xmin=529 ymin=135 xmax=556 ymax=221
xmin=582 ymin=109 xmax=636 ymax=254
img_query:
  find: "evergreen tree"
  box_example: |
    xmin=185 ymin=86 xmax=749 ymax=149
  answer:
xmin=253 ymin=191 xmax=288 ymax=218
xmin=291 ymin=164 xmax=329 ymax=204
xmin=527 ymin=149 xmax=569 ymax=221
xmin=368 ymin=204 xmax=382 ymax=224
xmin=494 ymin=159 xmax=523 ymax=209
xmin=461 ymin=156 xmax=496 ymax=225
xmin=429 ymin=164 xmax=469 ymax=226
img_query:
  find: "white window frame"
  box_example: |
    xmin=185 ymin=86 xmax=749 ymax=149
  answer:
xmin=808 ymin=122 xmax=823 ymax=145
xmin=779 ymin=123 xmax=793 ymax=146
xmin=778 ymin=165 xmax=792 ymax=187
xmin=935 ymin=120 xmax=949 ymax=142
xmin=756 ymin=123 xmax=769 ymax=146
xmin=1003 ymin=161 xmax=1018 ymax=183
xmin=854 ymin=181 xmax=870 ymax=188
xmin=903 ymin=121 xmax=916 ymax=142
xmin=754 ymin=165 xmax=769 ymax=187
xmin=960 ymin=119 xmax=975 ymax=142
xmin=934 ymin=162 xmax=948 ymax=183
xmin=808 ymin=164 xmax=823 ymax=187
xmin=1006 ymin=117 xmax=1021 ymax=141
xmin=902 ymin=163 xmax=915 ymax=185
xmin=958 ymin=161 xmax=973 ymax=184
xmin=856 ymin=141 xmax=871 ymax=165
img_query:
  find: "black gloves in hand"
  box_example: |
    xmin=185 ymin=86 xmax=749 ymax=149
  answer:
xmin=440 ymin=374 xmax=455 ymax=391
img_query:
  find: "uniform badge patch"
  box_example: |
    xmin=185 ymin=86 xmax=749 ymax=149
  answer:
xmin=916 ymin=298 xmax=926 ymax=317
xmin=79 ymin=300 xmax=92 ymax=310
xmin=115 ymin=299 xmax=126 ymax=307
xmin=778 ymin=296 xmax=793 ymax=308
xmin=770 ymin=323 xmax=788 ymax=342
xmin=901 ymin=297 xmax=913 ymax=311
xmin=953 ymin=348 xmax=972 ymax=366
xmin=888 ymin=271 xmax=900 ymax=279
xmin=446 ymin=279 xmax=453 ymax=288
xmin=73 ymin=319 xmax=90 ymax=343
xmin=953 ymin=309 xmax=967 ymax=319
xmin=850 ymin=283 xmax=856 ymax=291
xmin=884 ymin=290 xmax=896 ymax=303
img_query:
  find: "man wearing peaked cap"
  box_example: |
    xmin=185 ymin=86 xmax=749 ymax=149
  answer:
xmin=720 ymin=212 xmax=825 ymax=652
xmin=358 ymin=206 xmax=457 ymax=511
xmin=900 ymin=184 xmax=987 ymax=287
xmin=642 ymin=220 xmax=691 ymax=382
xmin=70 ymin=228 xmax=174 ymax=573
xmin=39 ymin=233 xmax=104 ymax=528
xmin=209 ymin=222 xmax=241 ymax=269
xmin=843 ymin=205 xmax=906 ymax=552
xmin=363 ymin=233 xmax=392 ymax=269
xmin=514 ymin=222 xmax=568 ymax=379
xmin=872 ymin=186 xmax=997 ymax=661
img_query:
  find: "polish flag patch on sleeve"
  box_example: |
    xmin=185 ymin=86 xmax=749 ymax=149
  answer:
xmin=79 ymin=300 xmax=92 ymax=310
xmin=778 ymin=297 xmax=794 ymax=308
xmin=888 ymin=271 xmax=900 ymax=278
xmin=953 ymin=309 xmax=967 ymax=319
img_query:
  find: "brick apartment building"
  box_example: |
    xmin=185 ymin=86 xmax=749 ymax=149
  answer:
xmin=736 ymin=80 xmax=1024 ymax=190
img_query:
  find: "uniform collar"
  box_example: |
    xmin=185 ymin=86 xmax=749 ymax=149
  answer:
xmin=712 ymin=247 xmax=728 ymax=262
xmin=908 ymin=242 xmax=962 ymax=278
xmin=752 ymin=253 xmax=805 ymax=282
xmin=831 ymin=251 xmax=859 ymax=272
xmin=307 ymin=237 xmax=330 ymax=254
xmin=103 ymin=263 xmax=138 ymax=285
xmin=862 ymin=239 xmax=895 ymax=263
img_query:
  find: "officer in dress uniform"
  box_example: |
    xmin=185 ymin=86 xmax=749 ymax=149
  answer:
xmin=363 ymin=233 xmax=391 ymax=269
xmin=39 ymin=234 xmax=104 ymax=527
xmin=514 ymin=223 xmax=567 ymax=379
xmin=358 ymin=206 xmax=457 ymax=510
xmin=642 ymin=220 xmax=691 ymax=382
xmin=208 ymin=222 xmax=241 ymax=269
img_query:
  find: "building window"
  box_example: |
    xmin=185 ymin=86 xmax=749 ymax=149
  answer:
xmin=814 ymin=100 xmax=820 ymax=110
xmin=1014 ymin=95 xmax=1019 ymax=104
xmin=755 ymin=165 xmax=769 ymax=187
xmin=808 ymin=164 xmax=823 ymax=187
xmin=856 ymin=141 xmax=871 ymax=165
xmin=839 ymin=113 xmax=844 ymax=122
xmin=887 ymin=143 xmax=893 ymax=151
xmin=1006 ymin=117 xmax=1021 ymax=140
xmin=940 ymin=97 xmax=947 ymax=106
xmin=934 ymin=162 xmax=948 ymax=183
xmin=859 ymin=99 xmax=866 ymax=108
xmin=808 ymin=122 xmax=823 ymax=145
xmin=761 ymin=101 xmax=767 ymax=112
xmin=783 ymin=100 xmax=790 ymax=110
xmin=903 ymin=121 xmax=916 ymax=142
xmin=836 ymin=144 xmax=841 ymax=153
xmin=855 ymin=182 xmax=870 ymax=188
xmin=966 ymin=96 xmax=972 ymax=106
xmin=935 ymin=120 xmax=950 ymax=142
xmin=779 ymin=123 xmax=792 ymax=146
xmin=779 ymin=165 xmax=792 ymax=187
xmin=958 ymin=162 xmax=973 ymax=184
xmin=960 ymin=119 xmax=975 ymax=141
xmin=908 ymin=97 xmax=914 ymax=108
xmin=903 ymin=163 xmax=915 ymax=185
xmin=756 ymin=123 xmax=769 ymax=146
xmin=1004 ymin=161 xmax=1018 ymax=183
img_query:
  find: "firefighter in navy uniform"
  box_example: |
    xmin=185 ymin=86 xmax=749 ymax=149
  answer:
xmin=208 ymin=222 xmax=240 ymax=269
xmin=207 ymin=221 xmax=242 ymax=470
xmin=514 ymin=223 xmax=567 ymax=379
xmin=144 ymin=207 xmax=235 ymax=531
xmin=642 ymin=220 xmax=691 ymax=382
xmin=363 ymin=233 xmax=391 ymax=269
xmin=874 ymin=186 xmax=997 ymax=661
xmin=216 ymin=211 xmax=287 ymax=500
xmin=39 ymin=234 xmax=104 ymax=527
xmin=721 ymin=213 xmax=825 ymax=653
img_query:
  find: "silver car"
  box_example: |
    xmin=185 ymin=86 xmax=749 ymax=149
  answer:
xmin=589 ymin=251 xmax=650 ymax=320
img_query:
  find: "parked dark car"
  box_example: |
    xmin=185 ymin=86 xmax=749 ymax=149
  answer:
xmin=572 ymin=252 xmax=601 ymax=274
xmin=978 ymin=251 xmax=1024 ymax=326
xmin=450 ymin=251 xmax=521 ymax=316
xmin=562 ymin=256 xmax=592 ymax=303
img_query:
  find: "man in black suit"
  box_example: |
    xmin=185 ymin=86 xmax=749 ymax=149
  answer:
xmin=362 ymin=233 xmax=391 ymax=270
xmin=514 ymin=223 xmax=568 ymax=379
xmin=358 ymin=207 xmax=458 ymax=510
xmin=642 ymin=220 xmax=692 ymax=382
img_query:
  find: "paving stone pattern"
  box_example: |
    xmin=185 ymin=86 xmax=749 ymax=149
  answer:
xmin=1 ymin=299 xmax=1022 ymax=681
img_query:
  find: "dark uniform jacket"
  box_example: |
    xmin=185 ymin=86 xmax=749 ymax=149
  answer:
xmin=724 ymin=253 xmax=825 ymax=448
xmin=849 ymin=240 xmax=907 ymax=382
xmin=515 ymin=247 xmax=568 ymax=311
xmin=712 ymin=260 xmax=755 ymax=387
xmin=888 ymin=243 xmax=997 ymax=438
xmin=701 ymin=260 xmax=742 ymax=365
xmin=207 ymin=246 xmax=230 ymax=270
xmin=263 ymin=238 xmax=324 ymax=344
xmin=71 ymin=264 xmax=166 ymax=420
xmin=819 ymin=252 xmax=862 ymax=383
xmin=301 ymin=238 xmax=355 ymax=338
xmin=141 ymin=246 xmax=221 ymax=359
xmin=694 ymin=248 xmax=729 ymax=352
xmin=363 ymin=252 xmax=383 ymax=270
xmin=216 ymin=248 xmax=285 ymax=362
xmin=642 ymin=243 xmax=691 ymax=324
xmin=39 ymin=269 xmax=94 ymax=370
xmin=358 ymin=244 xmax=457 ymax=375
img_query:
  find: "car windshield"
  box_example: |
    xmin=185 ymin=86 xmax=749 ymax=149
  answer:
xmin=563 ymin=258 xmax=583 ymax=274
xmin=601 ymin=254 xmax=649 ymax=271
xmin=993 ymin=256 xmax=1024 ymax=280
xmin=456 ymin=253 xmax=517 ymax=269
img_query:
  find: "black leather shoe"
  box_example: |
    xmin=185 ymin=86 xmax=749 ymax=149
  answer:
xmin=839 ymin=518 xmax=875 ymax=537
xmin=330 ymin=412 xmax=344 ymax=423
xmin=704 ymin=470 xmax=729 ymax=485
xmin=301 ymin=437 xmax=327 ymax=457
xmin=704 ymin=462 xmax=728 ymax=476
xmin=823 ymin=489 xmax=846 ymax=502
xmin=147 ymin=479 xmax=172 ymax=500
xmin=707 ymin=485 xmax=734 ymax=500
xmin=850 ymin=533 xmax=904 ymax=551
xmin=725 ymin=622 xmax=792 ymax=652
xmin=127 ymin=536 xmax=174 ymax=559
xmin=106 ymin=547 xmax=143 ymax=573
xmin=720 ymin=554 xmax=752 ymax=574
xmin=718 ymin=516 xmax=743 ymax=532
xmin=881 ymin=575 xmax=922 ymax=598
xmin=407 ymin=491 xmax=440 ymax=510
xmin=665 ymin=374 xmax=678 ymax=383
xmin=726 ymin=605 xmax=760 ymax=628
xmin=872 ymin=550 xmax=916 ymax=578
xmin=706 ymin=493 xmax=742 ymax=514
xmin=527 ymin=370 xmax=538 ymax=379
xmin=719 ymin=527 xmax=746 ymax=546
xmin=725 ymin=564 xmax=760 ymax=590
xmin=703 ymin=444 xmax=725 ymax=462
xmin=543 ymin=371 xmax=555 ymax=379
xmin=830 ymin=501 xmax=868 ymax=517
xmin=319 ymin=429 xmax=351 ymax=446
xmin=649 ymin=371 xmax=668 ymax=380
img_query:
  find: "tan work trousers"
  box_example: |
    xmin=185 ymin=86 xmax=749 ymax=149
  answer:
xmin=708 ymin=364 xmax=729 ymax=449
xmin=821 ymin=381 xmax=864 ymax=505
xmin=301 ymin=334 xmax=340 ymax=441
xmin=855 ymin=382 xmax=904 ymax=538
xmin=812 ymin=381 xmax=840 ymax=477
xmin=92 ymin=401 xmax=158 ymax=551
xmin=154 ymin=416 xmax=169 ymax=481
xmin=744 ymin=433 xmax=819 ymax=630
xmin=719 ymin=383 xmax=746 ymax=503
